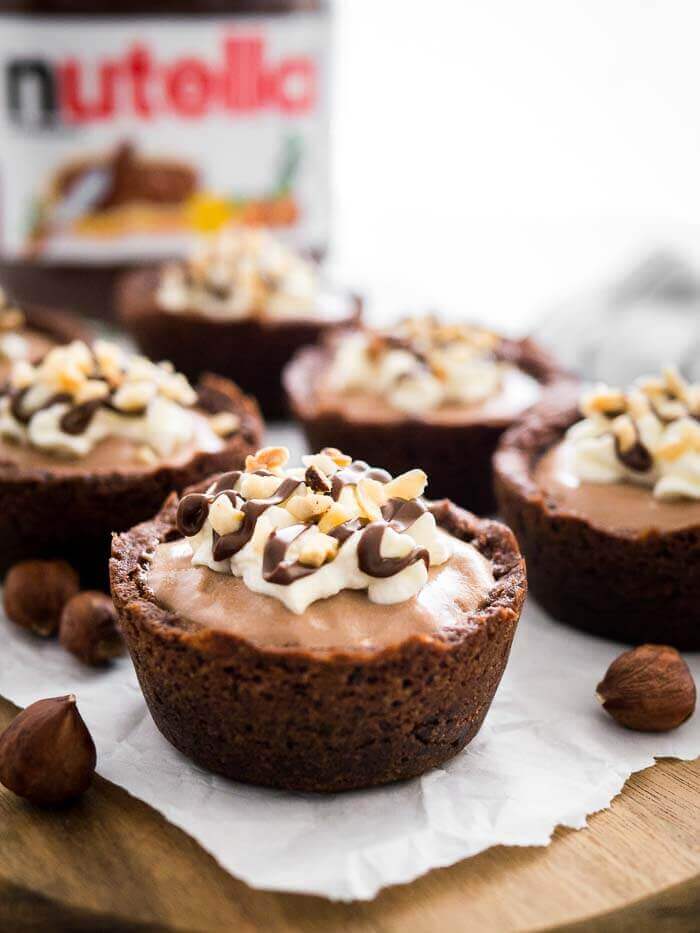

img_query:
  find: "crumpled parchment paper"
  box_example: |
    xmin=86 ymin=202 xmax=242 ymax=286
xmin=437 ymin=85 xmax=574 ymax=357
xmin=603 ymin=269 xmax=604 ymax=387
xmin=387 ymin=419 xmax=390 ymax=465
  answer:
xmin=3 ymin=591 xmax=698 ymax=901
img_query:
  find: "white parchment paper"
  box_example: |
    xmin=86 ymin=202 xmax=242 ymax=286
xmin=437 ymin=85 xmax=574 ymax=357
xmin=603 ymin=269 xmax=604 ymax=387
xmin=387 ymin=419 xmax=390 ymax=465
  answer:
xmin=3 ymin=580 xmax=698 ymax=901
xmin=1 ymin=429 xmax=698 ymax=901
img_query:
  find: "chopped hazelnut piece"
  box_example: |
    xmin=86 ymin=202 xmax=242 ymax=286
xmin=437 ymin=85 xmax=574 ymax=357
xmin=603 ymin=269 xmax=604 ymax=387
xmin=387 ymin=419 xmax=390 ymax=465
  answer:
xmin=208 ymin=411 xmax=240 ymax=437
xmin=245 ymin=446 xmax=290 ymax=474
xmin=318 ymin=502 xmax=353 ymax=534
xmin=287 ymin=493 xmax=334 ymax=522
xmin=112 ymin=380 xmax=155 ymax=412
xmin=384 ymin=468 xmax=428 ymax=501
xmin=240 ymin=472 xmax=282 ymax=500
xmin=321 ymin=447 xmax=352 ymax=468
xmin=355 ymin=478 xmax=386 ymax=522
xmin=611 ymin=414 xmax=637 ymax=453
xmin=209 ymin=495 xmax=244 ymax=536
xmin=297 ymin=533 xmax=339 ymax=568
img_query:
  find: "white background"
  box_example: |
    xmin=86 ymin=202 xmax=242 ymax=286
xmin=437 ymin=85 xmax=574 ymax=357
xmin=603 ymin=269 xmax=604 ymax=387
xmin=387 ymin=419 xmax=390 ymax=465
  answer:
xmin=330 ymin=0 xmax=700 ymax=330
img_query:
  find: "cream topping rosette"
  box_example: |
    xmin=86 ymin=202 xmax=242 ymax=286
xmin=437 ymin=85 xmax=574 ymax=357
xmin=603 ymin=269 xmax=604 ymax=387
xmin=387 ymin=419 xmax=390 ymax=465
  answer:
xmin=157 ymin=227 xmax=319 ymax=321
xmin=174 ymin=446 xmax=474 ymax=615
xmin=0 ymin=340 xmax=236 ymax=462
xmin=325 ymin=317 xmax=515 ymax=416
xmin=565 ymin=366 xmax=700 ymax=501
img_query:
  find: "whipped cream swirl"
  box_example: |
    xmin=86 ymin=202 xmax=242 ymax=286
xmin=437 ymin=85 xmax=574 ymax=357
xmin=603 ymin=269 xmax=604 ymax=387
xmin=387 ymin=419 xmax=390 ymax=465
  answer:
xmin=176 ymin=446 xmax=452 ymax=614
xmin=325 ymin=317 xmax=508 ymax=415
xmin=157 ymin=227 xmax=319 ymax=320
xmin=0 ymin=340 xmax=231 ymax=460
xmin=566 ymin=366 xmax=700 ymax=500
xmin=0 ymin=298 xmax=30 ymax=362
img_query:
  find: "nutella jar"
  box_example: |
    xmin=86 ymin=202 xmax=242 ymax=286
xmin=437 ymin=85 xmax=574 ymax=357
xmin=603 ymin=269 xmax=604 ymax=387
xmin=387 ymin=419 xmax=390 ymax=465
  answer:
xmin=0 ymin=1 xmax=330 ymax=319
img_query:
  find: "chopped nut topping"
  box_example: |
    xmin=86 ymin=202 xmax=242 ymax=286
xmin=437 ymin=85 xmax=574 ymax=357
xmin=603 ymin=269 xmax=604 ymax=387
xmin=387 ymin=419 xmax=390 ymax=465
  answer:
xmin=240 ymin=472 xmax=283 ymax=501
xmin=663 ymin=365 xmax=688 ymax=402
xmin=581 ymin=387 xmax=627 ymax=418
xmin=161 ymin=372 xmax=198 ymax=407
xmin=320 ymin=447 xmax=352 ymax=468
xmin=75 ymin=379 xmax=110 ymax=405
xmin=208 ymin=411 xmax=241 ymax=438
xmin=209 ymin=495 xmax=244 ymax=536
xmin=384 ymin=468 xmax=428 ymax=501
xmin=318 ymin=502 xmax=354 ymax=534
xmin=112 ymin=380 xmax=155 ymax=412
xmin=355 ymin=477 xmax=386 ymax=521
xmin=287 ymin=492 xmax=334 ymax=522
xmin=304 ymin=463 xmax=332 ymax=494
xmin=657 ymin=422 xmax=700 ymax=462
xmin=10 ymin=360 xmax=36 ymax=390
xmin=245 ymin=445 xmax=290 ymax=475
xmin=297 ymin=533 xmax=339 ymax=568
xmin=611 ymin=414 xmax=637 ymax=453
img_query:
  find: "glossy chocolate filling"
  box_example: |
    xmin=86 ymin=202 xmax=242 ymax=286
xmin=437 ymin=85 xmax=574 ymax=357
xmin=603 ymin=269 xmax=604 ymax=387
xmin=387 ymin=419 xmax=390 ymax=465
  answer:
xmin=535 ymin=441 xmax=700 ymax=534
xmin=0 ymin=409 xmax=223 ymax=474
xmin=146 ymin=532 xmax=495 ymax=654
xmin=316 ymin=366 xmax=541 ymax=426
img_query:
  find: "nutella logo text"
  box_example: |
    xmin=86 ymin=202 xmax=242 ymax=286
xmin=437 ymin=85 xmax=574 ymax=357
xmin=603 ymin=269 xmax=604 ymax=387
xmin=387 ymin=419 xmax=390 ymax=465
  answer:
xmin=6 ymin=35 xmax=317 ymax=128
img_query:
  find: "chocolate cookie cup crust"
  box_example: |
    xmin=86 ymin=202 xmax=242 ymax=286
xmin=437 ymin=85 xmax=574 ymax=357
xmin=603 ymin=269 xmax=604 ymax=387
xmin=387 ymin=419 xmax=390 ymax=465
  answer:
xmin=0 ymin=374 xmax=263 ymax=581
xmin=117 ymin=267 xmax=362 ymax=419
xmin=110 ymin=491 xmax=526 ymax=793
xmin=284 ymin=335 xmax=572 ymax=515
xmin=493 ymin=389 xmax=700 ymax=650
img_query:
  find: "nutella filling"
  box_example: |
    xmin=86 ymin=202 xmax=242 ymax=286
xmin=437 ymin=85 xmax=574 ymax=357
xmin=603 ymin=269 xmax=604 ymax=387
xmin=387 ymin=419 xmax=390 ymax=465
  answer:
xmin=147 ymin=532 xmax=494 ymax=655
xmin=535 ymin=441 xmax=700 ymax=534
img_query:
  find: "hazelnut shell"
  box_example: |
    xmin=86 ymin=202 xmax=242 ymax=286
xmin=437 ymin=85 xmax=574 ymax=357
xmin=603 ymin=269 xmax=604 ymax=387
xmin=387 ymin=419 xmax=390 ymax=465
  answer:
xmin=0 ymin=695 xmax=96 ymax=806
xmin=597 ymin=644 xmax=696 ymax=732
xmin=3 ymin=560 xmax=79 ymax=637
xmin=59 ymin=591 xmax=124 ymax=666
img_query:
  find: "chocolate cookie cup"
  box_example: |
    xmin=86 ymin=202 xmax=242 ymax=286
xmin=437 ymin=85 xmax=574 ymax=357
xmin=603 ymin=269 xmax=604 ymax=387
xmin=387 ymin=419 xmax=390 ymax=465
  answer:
xmin=117 ymin=230 xmax=361 ymax=419
xmin=110 ymin=454 xmax=526 ymax=793
xmin=494 ymin=382 xmax=700 ymax=649
xmin=285 ymin=323 xmax=571 ymax=515
xmin=0 ymin=361 xmax=263 ymax=582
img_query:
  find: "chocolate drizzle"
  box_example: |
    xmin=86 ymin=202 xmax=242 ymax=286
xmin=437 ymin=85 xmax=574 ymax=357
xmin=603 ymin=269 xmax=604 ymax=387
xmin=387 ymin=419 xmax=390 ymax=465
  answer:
xmin=330 ymin=461 xmax=392 ymax=500
xmin=176 ymin=493 xmax=212 ymax=538
xmin=262 ymin=525 xmax=317 ymax=585
xmin=615 ymin=436 xmax=654 ymax=473
xmin=356 ymin=498 xmax=430 ymax=579
xmin=357 ymin=523 xmax=429 ymax=579
xmin=9 ymin=388 xmax=71 ymax=425
xmin=212 ymin=477 xmax=303 ymax=562
xmin=60 ymin=399 xmax=103 ymax=435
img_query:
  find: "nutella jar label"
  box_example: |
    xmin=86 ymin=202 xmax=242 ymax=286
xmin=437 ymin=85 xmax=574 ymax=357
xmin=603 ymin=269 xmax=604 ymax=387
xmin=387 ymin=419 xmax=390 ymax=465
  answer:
xmin=0 ymin=13 xmax=330 ymax=264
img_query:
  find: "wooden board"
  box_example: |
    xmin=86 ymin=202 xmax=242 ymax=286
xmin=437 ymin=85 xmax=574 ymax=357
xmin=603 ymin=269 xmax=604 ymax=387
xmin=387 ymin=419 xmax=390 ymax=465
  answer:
xmin=0 ymin=694 xmax=698 ymax=933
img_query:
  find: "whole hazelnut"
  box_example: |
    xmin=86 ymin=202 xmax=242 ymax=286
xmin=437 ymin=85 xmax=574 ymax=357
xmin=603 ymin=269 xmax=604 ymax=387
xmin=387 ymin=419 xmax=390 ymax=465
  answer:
xmin=0 ymin=695 xmax=96 ymax=806
xmin=597 ymin=644 xmax=696 ymax=732
xmin=59 ymin=592 xmax=124 ymax=666
xmin=3 ymin=560 xmax=79 ymax=637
